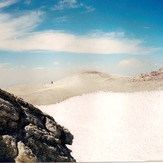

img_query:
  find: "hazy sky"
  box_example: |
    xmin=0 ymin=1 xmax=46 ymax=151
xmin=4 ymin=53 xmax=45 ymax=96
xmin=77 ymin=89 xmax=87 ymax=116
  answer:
xmin=0 ymin=0 xmax=163 ymax=87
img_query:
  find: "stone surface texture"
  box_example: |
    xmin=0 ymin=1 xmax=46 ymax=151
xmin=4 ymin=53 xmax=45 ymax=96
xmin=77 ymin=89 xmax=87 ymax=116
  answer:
xmin=0 ymin=88 xmax=75 ymax=162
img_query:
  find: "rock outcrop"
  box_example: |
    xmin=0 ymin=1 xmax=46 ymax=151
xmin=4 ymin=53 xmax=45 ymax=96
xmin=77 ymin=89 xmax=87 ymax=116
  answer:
xmin=130 ymin=67 xmax=163 ymax=82
xmin=0 ymin=88 xmax=75 ymax=162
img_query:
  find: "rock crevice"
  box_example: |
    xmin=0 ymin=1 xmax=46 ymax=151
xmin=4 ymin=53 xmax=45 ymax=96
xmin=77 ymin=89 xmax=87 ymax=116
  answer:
xmin=0 ymin=88 xmax=75 ymax=162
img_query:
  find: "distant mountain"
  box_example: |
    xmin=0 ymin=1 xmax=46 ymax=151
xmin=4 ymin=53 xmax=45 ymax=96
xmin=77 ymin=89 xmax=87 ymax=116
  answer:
xmin=4 ymin=70 xmax=163 ymax=105
xmin=130 ymin=67 xmax=163 ymax=82
xmin=5 ymin=71 xmax=128 ymax=105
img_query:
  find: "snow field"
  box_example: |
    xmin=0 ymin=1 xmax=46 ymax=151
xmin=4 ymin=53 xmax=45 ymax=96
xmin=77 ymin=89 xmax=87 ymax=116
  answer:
xmin=39 ymin=91 xmax=163 ymax=162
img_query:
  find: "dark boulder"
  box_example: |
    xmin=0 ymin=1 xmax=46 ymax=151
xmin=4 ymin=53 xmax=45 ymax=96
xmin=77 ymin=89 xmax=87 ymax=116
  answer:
xmin=0 ymin=88 xmax=75 ymax=162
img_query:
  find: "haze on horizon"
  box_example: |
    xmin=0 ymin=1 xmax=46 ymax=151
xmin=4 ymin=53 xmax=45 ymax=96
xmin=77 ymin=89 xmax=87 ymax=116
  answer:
xmin=0 ymin=0 xmax=163 ymax=87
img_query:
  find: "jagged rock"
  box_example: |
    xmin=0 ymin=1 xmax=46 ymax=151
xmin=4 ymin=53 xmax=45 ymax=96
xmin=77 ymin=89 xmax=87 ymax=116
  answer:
xmin=15 ymin=141 xmax=37 ymax=163
xmin=0 ymin=135 xmax=17 ymax=162
xmin=0 ymin=88 xmax=75 ymax=162
xmin=130 ymin=67 xmax=163 ymax=82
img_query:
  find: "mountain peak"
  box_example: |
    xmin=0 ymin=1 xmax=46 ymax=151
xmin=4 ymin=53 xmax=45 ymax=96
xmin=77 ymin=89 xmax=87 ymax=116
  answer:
xmin=81 ymin=70 xmax=103 ymax=74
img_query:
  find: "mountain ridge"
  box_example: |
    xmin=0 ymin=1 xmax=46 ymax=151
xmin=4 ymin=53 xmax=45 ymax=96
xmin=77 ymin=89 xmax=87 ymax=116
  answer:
xmin=130 ymin=67 xmax=163 ymax=82
xmin=4 ymin=69 xmax=163 ymax=105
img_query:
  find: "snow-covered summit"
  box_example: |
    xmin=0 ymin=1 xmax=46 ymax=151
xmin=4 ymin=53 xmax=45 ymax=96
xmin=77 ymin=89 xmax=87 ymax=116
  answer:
xmin=5 ymin=71 xmax=128 ymax=105
xmin=5 ymin=69 xmax=163 ymax=105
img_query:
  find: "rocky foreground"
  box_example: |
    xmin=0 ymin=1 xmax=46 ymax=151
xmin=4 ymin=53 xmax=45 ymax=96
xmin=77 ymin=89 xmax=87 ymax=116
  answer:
xmin=0 ymin=88 xmax=75 ymax=162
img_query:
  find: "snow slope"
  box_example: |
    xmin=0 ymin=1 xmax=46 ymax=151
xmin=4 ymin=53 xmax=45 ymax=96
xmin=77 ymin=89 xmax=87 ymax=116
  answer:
xmin=5 ymin=71 xmax=129 ymax=105
xmin=5 ymin=71 xmax=163 ymax=105
xmin=39 ymin=91 xmax=163 ymax=162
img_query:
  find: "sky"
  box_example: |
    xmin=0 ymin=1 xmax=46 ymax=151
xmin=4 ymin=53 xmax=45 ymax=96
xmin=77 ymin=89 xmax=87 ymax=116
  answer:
xmin=0 ymin=0 xmax=163 ymax=87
